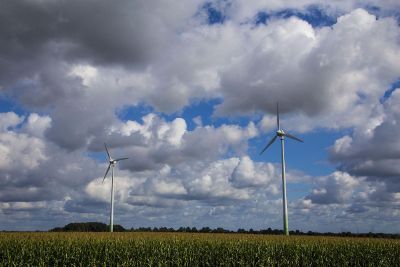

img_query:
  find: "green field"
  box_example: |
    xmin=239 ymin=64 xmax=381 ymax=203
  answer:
xmin=0 ymin=232 xmax=399 ymax=266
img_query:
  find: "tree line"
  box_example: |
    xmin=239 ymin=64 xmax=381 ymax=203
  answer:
xmin=49 ymin=222 xmax=399 ymax=239
xmin=50 ymin=222 xmax=125 ymax=232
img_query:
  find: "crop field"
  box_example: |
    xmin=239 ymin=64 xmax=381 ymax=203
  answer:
xmin=0 ymin=232 xmax=399 ymax=266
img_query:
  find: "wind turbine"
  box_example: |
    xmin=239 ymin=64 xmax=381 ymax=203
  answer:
xmin=260 ymin=103 xmax=303 ymax=236
xmin=102 ymin=143 xmax=128 ymax=232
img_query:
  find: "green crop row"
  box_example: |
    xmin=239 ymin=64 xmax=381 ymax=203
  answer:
xmin=0 ymin=232 xmax=399 ymax=266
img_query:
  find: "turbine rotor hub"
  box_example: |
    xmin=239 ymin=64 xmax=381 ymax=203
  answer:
xmin=277 ymin=129 xmax=285 ymax=137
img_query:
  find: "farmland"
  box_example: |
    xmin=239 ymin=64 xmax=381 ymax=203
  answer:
xmin=0 ymin=232 xmax=399 ymax=266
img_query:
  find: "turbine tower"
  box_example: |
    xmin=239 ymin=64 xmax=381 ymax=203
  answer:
xmin=103 ymin=143 xmax=128 ymax=232
xmin=260 ymin=103 xmax=303 ymax=236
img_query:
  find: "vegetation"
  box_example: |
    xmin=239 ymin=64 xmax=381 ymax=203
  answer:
xmin=0 ymin=232 xmax=399 ymax=266
xmin=130 ymin=226 xmax=400 ymax=239
xmin=50 ymin=222 xmax=125 ymax=232
xmin=49 ymin=222 xmax=400 ymax=239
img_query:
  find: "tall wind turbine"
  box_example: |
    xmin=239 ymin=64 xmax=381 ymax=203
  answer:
xmin=103 ymin=143 xmax=128 ymax=232
xmin=260 ymin=103 xmax=303 ymax=236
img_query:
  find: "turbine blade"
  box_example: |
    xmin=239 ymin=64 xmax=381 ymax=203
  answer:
xmin=102 ymin=164 xmax=111 ymax=183
xmin=260 ymin=135 xmax=278 ymax=155
xmin=285 ymin=132 xmax=303 ymax=143
xmin=115 ymin=157 xmax=128 ymax=162
xmin=104 ymin=143 xmax=111 ymax=160
xmin=277 ymin=102 xmax=280 ymax=130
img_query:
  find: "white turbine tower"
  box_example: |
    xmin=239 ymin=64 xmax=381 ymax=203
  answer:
xmin=260 ymin=103 xmax=303 ymax=236
xmin=103 ymin=143 xmax=128 ymax=232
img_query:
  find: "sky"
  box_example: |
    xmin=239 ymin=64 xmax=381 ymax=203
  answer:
xmin=0 ymin=0 xmax=399 ymax=233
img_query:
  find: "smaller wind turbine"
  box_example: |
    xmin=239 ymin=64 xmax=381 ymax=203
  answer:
xmin=260 ymin=103 xmax=303 ymax=236
xmin=103 ymin=143 xmax=128 ymax=232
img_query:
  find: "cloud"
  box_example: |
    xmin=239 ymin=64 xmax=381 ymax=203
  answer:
xmin=0 ymin=1 xmax=201 ymax=150
xmin=306 ymin=171 xmax=360 ymax=204
xmin=216 ymin=0 xmax=400 ymax=23
xmin=2 ymin=5 xmax=399 ymax=154
xmin=216 ymin=9 xmax=400 ymax=122
xmin=0 ymin=113 xmax=47 ymax=171
xmin=78 ymin=152 xmax=287 ymax=219
xmin=296 ymin=171 xmax=400 ymax=232
xmin=230 ymin=156 xmax=277 ymax=188
xmin=1 ymin=1 xmax=400 ymax=233
xmin=1 ymin=110 xmax=397 ymax=232
xmin=0 ymin=112 xmax=24 ymax=131
xmin=330 ymin=90 xmax=400 ymax=182
xmin=80 ymin=153 xmax=287 ymax=219
xmin=0 ymin=112 xmax=100 ymax=203
xmin=325 ymin=91 xmax=400 ymax=217
xmin=23 ymin=113 xmax=52 ymax=138
xmin=95 ymin=113 xmax=258 ymax=172
xmin=0 ymin=0 xmax=200 ymax=71
xmin=0 ymin=110 xmax=270 ymax=229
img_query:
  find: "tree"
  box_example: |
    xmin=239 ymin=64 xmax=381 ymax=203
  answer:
xmin=49 ymin=222 xmax=126 ymax=232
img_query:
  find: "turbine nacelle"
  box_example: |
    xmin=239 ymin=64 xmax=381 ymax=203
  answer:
xmin=260 ymin=103 xmax=303 ymax=155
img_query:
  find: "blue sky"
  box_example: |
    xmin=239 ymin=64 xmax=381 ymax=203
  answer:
xmin=0 ymin=0 xmax=400 ymax=233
